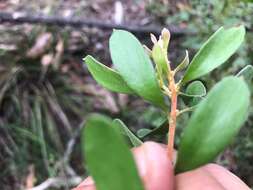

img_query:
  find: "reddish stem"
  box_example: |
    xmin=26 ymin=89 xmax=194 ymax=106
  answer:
xmin=167 ymin=74 xmax=178 ymax=162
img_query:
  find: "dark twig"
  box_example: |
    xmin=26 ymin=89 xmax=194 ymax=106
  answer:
xmin=0 ymin=12 xmax=187 ymax=36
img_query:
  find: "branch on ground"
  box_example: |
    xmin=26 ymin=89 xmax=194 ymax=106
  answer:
xmin=0 ymin=12 xmax=187 ymax=35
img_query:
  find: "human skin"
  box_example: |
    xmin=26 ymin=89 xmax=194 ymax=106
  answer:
xmin=73 ymin=142 xmax=250 ymax=190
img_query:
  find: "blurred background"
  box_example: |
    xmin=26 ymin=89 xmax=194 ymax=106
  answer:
xmin=0 ymin=0 xmax=252 ymax=189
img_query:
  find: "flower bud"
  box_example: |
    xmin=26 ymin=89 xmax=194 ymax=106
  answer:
xmin=161 ymin=28 xmax=171 ymax=50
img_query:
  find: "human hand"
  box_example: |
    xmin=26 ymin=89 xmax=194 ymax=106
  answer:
xmin=73 ymin=142 xmax=250 ymax=190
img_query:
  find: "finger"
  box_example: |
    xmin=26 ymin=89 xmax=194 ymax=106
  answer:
xmin=176 ymin=164 xmax=225 ymax=190
xmin=204 ymin=164 xmax=250 ymax=190
xmin=73 ymin=177 xmax=95 ymax=190
xmin=73 ymin=185 xmax=95 ymax=190
xmin=73 ymin=142 xmax=174 ymax=190
xmin=133 ymin=141 xmax=174 ymax=190
xmin=175 ymin=164 xmax=250 ymax=190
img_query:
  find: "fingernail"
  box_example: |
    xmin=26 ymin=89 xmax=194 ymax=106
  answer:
xmin=82 ymin=177 xmax=94 ymax=186
xmin=132 ymin=144 xmax=148 ymax=177
xmin=74 ymin=177 xmax=95 ymax=190
xmin=72 ymin=184 xmax=95 ymax=190
xmin=133 ymin=142 xmax=174 ymax=190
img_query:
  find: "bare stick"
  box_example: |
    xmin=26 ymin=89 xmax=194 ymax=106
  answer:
xmin=0 ymin=12 xmax=187 ymax=35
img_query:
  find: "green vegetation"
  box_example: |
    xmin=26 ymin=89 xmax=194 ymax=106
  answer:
xmin=83 ymin=26 xmax=250 ymax=189
xmin=0 ymin=0 xmax=253 ymax=189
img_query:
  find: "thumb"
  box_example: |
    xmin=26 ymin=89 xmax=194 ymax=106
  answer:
xmin=133 ymin=141 xmax=174 ymax=190
xmin=73 ymin=142 xmax=174 ymax=190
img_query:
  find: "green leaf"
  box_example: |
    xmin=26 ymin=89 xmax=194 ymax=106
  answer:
xmin=174 ymin=50 xmax=189 ymax=73
xmin=137 ymin=128 xmax=152 ymax=138
xmin=176 ymin=77 xmax=250 ymax=173
xmin=181 ymin=80 xmax=206 ymax=106
xmin=236 ymin=65 xmax=253 ymax=86
xmin=112 ymin=119 xmax=142 ymax=147
xmin=83 ymin=114 xmax=144 ymax=190
xmin=182 ymin=26 xmax=245 ymax=84
xmin=152 ymin=42 xmax=168 ymax=76
xmin=137 ymin=118 xmax=168 ymax=138
xmin=84 ymin=55 xmax=134 ymax=94
xmin=182 ymin=80 xmax=206 ymax=97
xmin=109 ymin=30 xmax=165 ymax=109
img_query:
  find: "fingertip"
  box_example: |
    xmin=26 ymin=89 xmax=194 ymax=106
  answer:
xmin=72 ymin=185 xmax=96 ymax=190
xmin=73 ymin=177 xmax=95 ymax=190
xmin=133 ymin=141 xmax=174 ymax=190
xmin=204 ymin=164 xmax=250 ymax=190
xmin=176 ymin=164 xmax=250 ymax=190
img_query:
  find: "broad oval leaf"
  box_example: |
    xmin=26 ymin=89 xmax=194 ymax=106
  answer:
xmin=176 ymin=77 xmax=250 ymax=173
xmin=182 ymin=80 xmax=206 ymax=97
xmin=109 ymin=30 xmax=165 ymax=109
xmin=84 ymin=55 xmax=134 ymax=94
xmin=181 ymin=80 xmax=206 ymax=106
xmin=182 ymin=26 xmax=245 ymax=84
xmin=112 ymin=119 xmax=143 ymax=147
xmin=83 ymin=114 xmax=144 ymax=190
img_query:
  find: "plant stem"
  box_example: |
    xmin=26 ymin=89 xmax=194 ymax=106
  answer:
xmin=177 ymin=106 xmax=196 ymax=116
xmin=168 ymin=72 xmax=178 ymax=162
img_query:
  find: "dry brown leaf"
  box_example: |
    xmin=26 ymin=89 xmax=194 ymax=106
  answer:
xmin=41 ymin=53 xmax=54 ymax=66
xmin=53 ymin=38 xmax=64 ymax=69
xmin=0 ymin=44 xmax=17 ymax=51
xmin=61 ymin=64 xmax=70 ymax=73
xmin=26 ymin=33 xmax=52 ymax=58
xmin=118 ymin=94 xmax=129 ymax=108
xmin=114 ymin=1 xmax=124 ymax=24
xmin=25 ymin=164 xmax=36 ymax=189
xmin=0 ymin=2 xmax=9 ymax=9
xmin=80 ymin=84 xmax=119 ymax=113
xmin=68 ymin=31 xmax=87 ymax=52
xmin=56 ymin=38 xmax=64 ymax=53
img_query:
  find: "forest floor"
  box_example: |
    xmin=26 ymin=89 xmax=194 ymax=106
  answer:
xmin=0 ymin=0 xmax=252 ymax=189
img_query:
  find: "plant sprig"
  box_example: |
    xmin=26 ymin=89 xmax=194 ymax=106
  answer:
xmin=82 ymin=25 xmax=251 ymax=190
